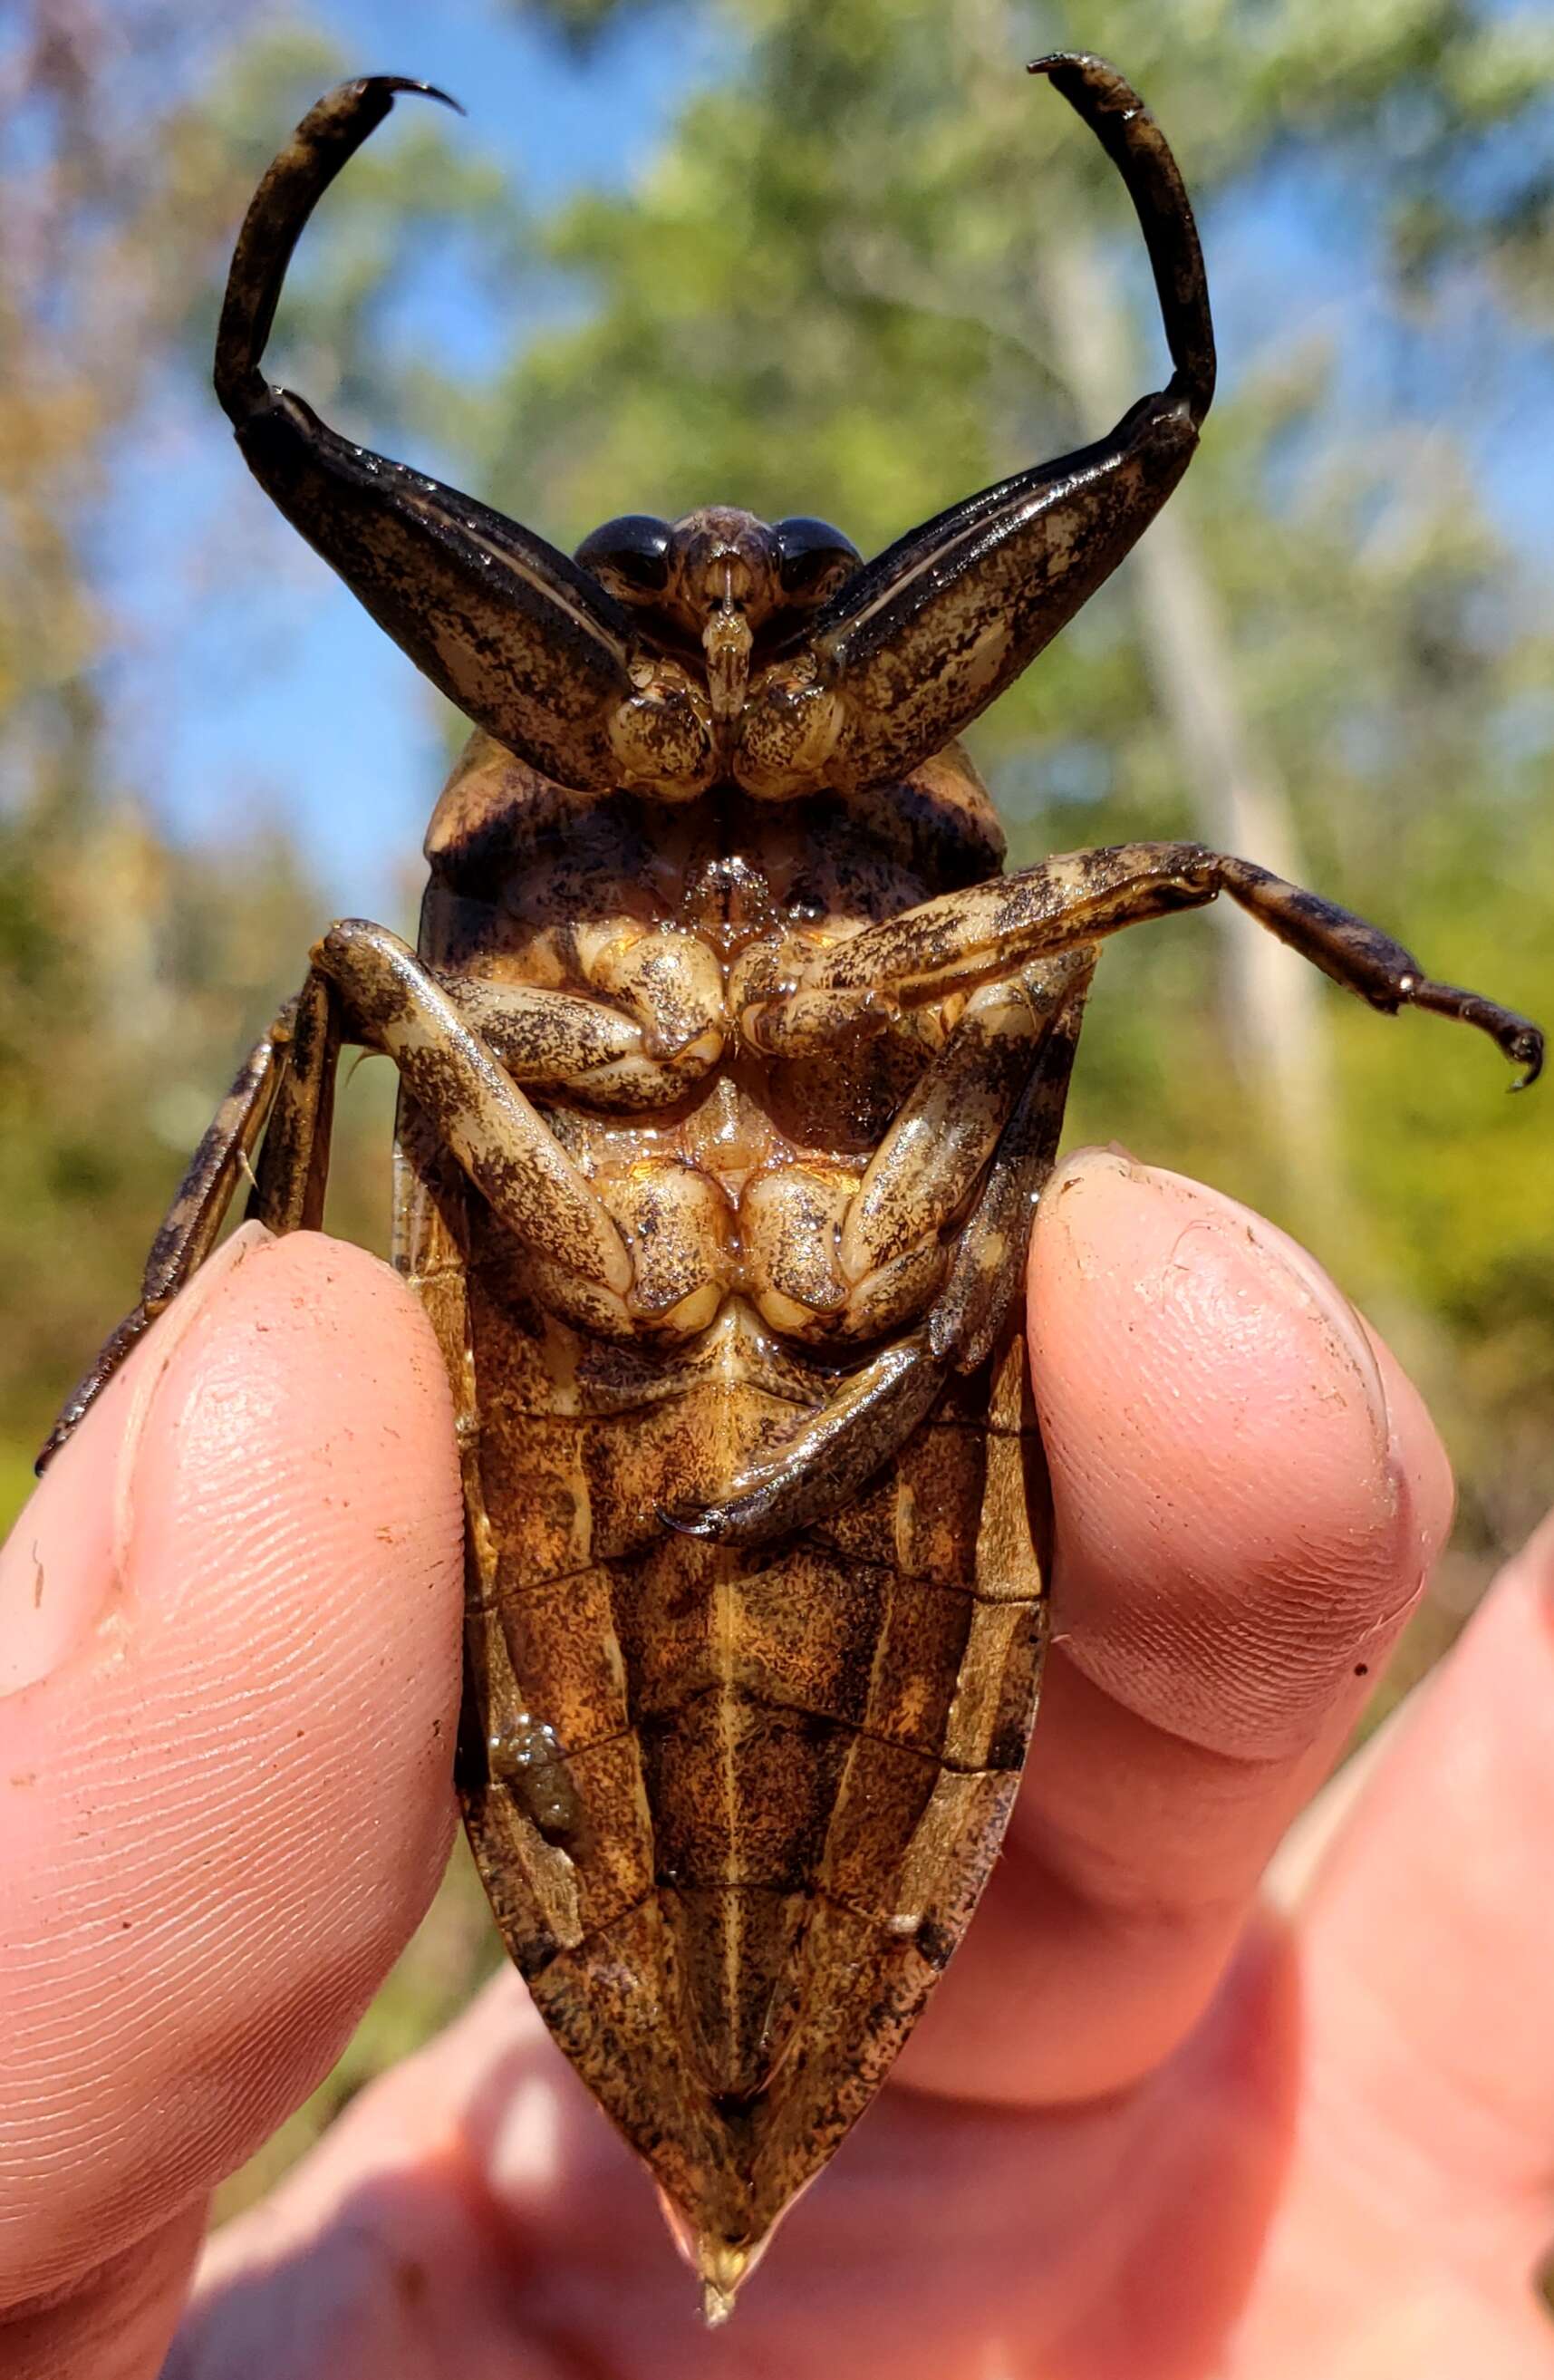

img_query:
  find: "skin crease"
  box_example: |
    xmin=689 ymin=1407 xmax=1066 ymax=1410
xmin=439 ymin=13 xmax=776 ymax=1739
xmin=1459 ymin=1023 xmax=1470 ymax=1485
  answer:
xmin=1 ymin=1156 xmax=1551 ymax=2378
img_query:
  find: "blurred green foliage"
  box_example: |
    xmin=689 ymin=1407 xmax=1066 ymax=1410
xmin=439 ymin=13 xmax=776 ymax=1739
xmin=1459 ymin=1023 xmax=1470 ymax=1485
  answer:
xmin=3 ymin=0 xmax=1551 ymax=2226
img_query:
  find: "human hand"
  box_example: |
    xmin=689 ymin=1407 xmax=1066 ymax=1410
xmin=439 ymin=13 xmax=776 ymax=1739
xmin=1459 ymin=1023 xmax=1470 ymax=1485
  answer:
xmin=3 ymin=1149 xmax=1551 ymax=2378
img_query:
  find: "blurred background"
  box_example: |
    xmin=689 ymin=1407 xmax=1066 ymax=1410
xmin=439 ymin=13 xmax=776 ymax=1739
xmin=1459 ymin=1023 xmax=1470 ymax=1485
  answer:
xmin=4 ymin=0 xmax=1551 ymax=2211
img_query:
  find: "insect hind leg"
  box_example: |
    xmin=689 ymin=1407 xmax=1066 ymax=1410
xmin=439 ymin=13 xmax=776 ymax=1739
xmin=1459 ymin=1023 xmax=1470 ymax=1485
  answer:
xmin=36 ymin=972 xmax=338 ymax=1470
xmin=787 ymin=842 xmax=1543 ymax=1087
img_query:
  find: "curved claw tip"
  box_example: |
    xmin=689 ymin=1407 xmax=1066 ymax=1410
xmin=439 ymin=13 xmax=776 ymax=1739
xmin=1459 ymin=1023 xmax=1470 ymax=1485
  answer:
xmin=655 ymin=1502 xmax=719 ymax=1540
xmin=370 ymin=73 xmax=466 ymax=116
xmin=1510 ymin=1034 xmax=1544 ymax=1091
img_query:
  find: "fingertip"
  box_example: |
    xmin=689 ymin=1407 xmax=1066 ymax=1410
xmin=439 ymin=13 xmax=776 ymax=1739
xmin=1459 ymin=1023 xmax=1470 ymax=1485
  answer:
xmin=1028 ymin=1150 xmax=1451 ymax=1757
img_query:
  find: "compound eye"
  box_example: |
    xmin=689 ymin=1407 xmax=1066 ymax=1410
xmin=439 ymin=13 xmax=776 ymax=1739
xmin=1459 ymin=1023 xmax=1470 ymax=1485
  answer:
xmin=773 ymin=517 xmax=860 ymax=607
xmin=574 ymin=514 xmax=672 ymax=603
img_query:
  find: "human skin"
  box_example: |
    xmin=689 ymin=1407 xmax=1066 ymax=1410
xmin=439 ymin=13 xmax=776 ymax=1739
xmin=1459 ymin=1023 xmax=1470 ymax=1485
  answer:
xmin=1 ymin=1146 xmax=1550 ymax=2379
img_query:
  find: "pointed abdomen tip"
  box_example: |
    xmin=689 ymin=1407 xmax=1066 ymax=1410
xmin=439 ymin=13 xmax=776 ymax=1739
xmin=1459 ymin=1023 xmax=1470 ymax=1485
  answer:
xmin=697 ymin=2238 xmax=752 ymax=2327
xmin=701 ymin=2278 xmax=737 ymax=2327
xmin=656 ymin=2190 xmax=757 ymax=2324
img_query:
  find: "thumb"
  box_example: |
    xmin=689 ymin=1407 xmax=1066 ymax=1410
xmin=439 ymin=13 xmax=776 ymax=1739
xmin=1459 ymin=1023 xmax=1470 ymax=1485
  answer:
xmin=0 ymin=1226 xmax=462 ymax=2376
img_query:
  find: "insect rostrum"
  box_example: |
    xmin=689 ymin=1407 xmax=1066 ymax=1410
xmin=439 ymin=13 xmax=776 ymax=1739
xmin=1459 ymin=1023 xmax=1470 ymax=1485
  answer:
xmin=43 ymin=51 xmax=1543 ymax=2327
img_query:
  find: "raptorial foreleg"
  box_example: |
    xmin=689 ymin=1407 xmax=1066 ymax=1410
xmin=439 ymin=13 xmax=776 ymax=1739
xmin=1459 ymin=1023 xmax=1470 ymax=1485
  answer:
xmin=732 ymin=54 xmax=1215 ymax=798
xmin=218 ymin=81 xmax=717 ymax=799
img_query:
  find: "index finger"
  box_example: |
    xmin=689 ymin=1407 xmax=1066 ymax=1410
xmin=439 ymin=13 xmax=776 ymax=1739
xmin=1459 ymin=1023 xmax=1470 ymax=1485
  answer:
xmin=900 ymin=1146 xmax=1455 ymax=2107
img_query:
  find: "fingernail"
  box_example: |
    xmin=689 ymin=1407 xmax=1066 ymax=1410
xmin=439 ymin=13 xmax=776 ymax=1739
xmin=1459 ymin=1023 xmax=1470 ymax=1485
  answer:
xmin=1054 ymin=1141 xmax=1140 ymax=1178
xmin=1040 ymin=1144 xmax=1151 ymax=1279
xmin=1047 ymin=1142 xmax=1147 ymax=1209
xmin=1160 ymin=1166 xmax=1391 ymax=1451
xmin=0 ymin=1224 xmax=274 ymax=1696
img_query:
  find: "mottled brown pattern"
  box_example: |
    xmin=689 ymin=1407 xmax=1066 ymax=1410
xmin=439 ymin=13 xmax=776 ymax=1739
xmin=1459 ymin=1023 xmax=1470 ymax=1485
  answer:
xmin=398 ymin=739 xmax=1058 ymax=2307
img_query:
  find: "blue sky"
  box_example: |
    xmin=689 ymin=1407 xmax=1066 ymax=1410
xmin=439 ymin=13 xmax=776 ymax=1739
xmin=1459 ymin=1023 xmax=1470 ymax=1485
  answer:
xmin=102 ymin=0 xmax=1554 ymax=923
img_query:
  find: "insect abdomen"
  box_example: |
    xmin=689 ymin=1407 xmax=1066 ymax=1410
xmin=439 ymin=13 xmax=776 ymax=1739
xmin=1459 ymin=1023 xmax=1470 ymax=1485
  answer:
xmin=449 ymin=1253 xmax=1046 ymax=2265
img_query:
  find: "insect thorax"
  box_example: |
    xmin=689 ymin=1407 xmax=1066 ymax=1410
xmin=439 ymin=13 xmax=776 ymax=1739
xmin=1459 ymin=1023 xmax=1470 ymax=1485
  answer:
xmin=417 ymin=729 xmax=1006 ymax=1354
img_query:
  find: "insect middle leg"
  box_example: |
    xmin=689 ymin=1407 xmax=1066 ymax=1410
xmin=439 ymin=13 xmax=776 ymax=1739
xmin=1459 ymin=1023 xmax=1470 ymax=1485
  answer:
xmin=39 ymin=924 xmax=665 ymax=1466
